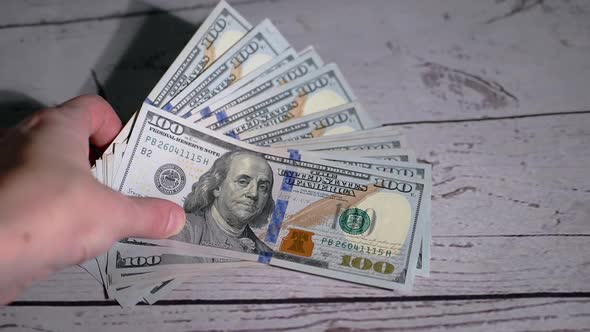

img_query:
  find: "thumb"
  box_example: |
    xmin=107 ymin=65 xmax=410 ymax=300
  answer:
xmin=106 ymin=192 xmax=187 ymax=240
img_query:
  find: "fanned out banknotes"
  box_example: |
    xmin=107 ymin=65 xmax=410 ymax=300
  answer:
xmin=80 ymin=0 xmax=432 ymax=307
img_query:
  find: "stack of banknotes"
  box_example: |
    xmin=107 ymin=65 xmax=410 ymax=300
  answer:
xmin=80 ymin=0 xmax=432 ymax=307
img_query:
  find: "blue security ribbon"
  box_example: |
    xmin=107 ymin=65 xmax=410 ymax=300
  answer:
xmin=163 ymin=103 xmax=174 ymax=112
xmin=200 ymin=107 xmax=213 ymax=119
xmin=226 ymin=131 xmax=239 ymax=140
xmin=215 ymin=111 xmax=228 ymax=124
xmin=259 ymin=149 xmax=301 ymax=264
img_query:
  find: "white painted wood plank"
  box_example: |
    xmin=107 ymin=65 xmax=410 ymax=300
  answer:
xmin=3 ymin=298 xmax=590 ymax=331
xmin=1 ymin=0 xmax=589 ymax=125
xmin=17 ymin=235 xmax=590 ymax=301
xmin=396 ymin=114 xmax=590 ymax=237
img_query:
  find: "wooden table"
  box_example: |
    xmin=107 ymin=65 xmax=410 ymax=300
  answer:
xmin=2 ymin=0 xmax=589 ymax=330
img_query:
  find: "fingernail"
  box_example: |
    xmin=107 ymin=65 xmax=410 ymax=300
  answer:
xmin=166 ymin=208 xmax=186 ymax=236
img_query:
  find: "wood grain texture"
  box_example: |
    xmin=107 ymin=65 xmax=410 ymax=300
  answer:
xmin=397 ymin=114 xmax=590 ymax=236
xmin=0 ymin=0 xmax=589 ymax=125
xmin=4 ymin=298 xmax=590 ymax=331
xmin=2 ymin=0 xmax=590 ymax=330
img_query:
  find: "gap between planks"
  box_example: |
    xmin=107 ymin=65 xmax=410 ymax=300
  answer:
xmin=9 ymin=292 xmax=590 ymax=307
xmin=382 ymin=109 xmax=590 ymax=127
xmin=5 ymin=108 xmax=590 ymax=130
xmin=433 ymin=234 xmax=590 ymax=238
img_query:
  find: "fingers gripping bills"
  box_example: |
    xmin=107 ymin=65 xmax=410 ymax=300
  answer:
xmin=86 ymin=0 xmax=432 ymax=307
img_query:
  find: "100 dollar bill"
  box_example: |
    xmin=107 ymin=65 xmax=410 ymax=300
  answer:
xmin=113 ymin=104 xmax=429 ymax=290
xmin=323 ymin=148 xmax=417 ymax=163
xmin=146 ymin=1 xmax=251 ymax=107
xmin=277 ymin=126 xmax=403 ymax=146
xmin=110 ymin=155 xmax=431 ymax=282
xmin=276 ymin=134 xmax=407 ymax=152
xmin=190 ymin=48 xmax=325 ymax=122
xmin=241 ymin=102 xmax=375 ymax=145
xmin=106 ymin=240 xmax=234 ymax=287
xmin=166 ymin=19 xmax=290 ymax=115
xmin=187 ymin=48 xmax=299 ymax=120
xmin=198 ymin=63 xmax=356 ymax=138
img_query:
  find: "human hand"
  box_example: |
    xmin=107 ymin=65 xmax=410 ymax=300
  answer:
xmin=0 ymin=95 xmax=185 ymax=304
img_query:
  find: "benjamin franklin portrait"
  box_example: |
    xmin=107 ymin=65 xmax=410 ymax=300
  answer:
xmin=171 ymin=150 xmax=274 ymax=256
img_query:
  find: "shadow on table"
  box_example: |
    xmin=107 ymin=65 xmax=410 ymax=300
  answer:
xmin=77 ymin=1 xmax=202 ymax=123
xmin=0 ymin=1 xmax=202 ymax=128
xmin=0 ymin=91 xmax=45 ymax=128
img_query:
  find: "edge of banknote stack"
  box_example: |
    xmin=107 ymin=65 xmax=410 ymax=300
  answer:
xmin=80 ymin=0 xmax=433 ymax=307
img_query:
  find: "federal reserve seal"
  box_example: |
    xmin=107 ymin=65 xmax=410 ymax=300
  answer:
xmin=339 ymin=208 xmax=371 ymax=235
xmin=154 ymin=164 xmax=186 ymax=195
